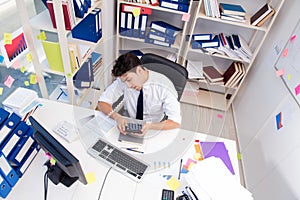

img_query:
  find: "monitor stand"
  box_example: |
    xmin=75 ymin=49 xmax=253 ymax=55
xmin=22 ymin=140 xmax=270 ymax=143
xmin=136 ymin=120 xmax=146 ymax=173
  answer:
xmin=45 ymin=161 xmax=79 ymax=187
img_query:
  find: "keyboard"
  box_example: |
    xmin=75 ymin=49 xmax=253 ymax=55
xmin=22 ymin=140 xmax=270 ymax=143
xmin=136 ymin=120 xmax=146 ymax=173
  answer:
xmin=87 ymin=137 xmax=149 ymax=182
xmin=125 ymin=122 xmax=143 ymax=134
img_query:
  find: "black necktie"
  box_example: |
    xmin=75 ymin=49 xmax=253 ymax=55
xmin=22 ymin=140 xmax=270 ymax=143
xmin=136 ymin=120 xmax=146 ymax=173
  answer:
xmin=136 ymin=89 xmax=143 ymax=120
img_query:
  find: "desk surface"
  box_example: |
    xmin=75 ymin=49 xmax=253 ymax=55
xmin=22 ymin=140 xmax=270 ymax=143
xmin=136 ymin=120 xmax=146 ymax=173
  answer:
xmin=5 ymin=99 xmax=239 ymax=200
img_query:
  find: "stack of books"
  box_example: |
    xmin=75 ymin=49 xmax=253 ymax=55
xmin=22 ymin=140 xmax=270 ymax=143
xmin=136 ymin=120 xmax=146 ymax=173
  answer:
xmin=202 ymin=62 xmax=246 ymax=87
xmin=186 ymin=60 xmax=205 ymax=80
xmin=189 ymin=33 xmax=220 ymax=49
xmin=219 ymin=3 xmax=246 ymax=23
xmin=145 ymin=21 xmax=181 ymax=48
xmin=250 ymin=3 xmax=275 ymax=27
xmin=159 ymin=0 xmax=189 ymax=12
xmin=203 ymin=0 xmax=220 ymax=18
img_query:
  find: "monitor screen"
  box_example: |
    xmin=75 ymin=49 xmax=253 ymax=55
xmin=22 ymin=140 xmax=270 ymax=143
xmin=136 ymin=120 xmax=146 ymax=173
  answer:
xmin=29 ymin=116 xmax=87 ymax=187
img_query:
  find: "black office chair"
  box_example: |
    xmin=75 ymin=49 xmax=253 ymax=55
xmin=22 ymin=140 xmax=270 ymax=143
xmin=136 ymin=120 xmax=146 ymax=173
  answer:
xmin=140 ymin=53 xmax=188 ymax=100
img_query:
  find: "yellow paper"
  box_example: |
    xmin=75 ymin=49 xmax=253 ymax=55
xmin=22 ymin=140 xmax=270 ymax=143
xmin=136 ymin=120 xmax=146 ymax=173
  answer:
xmin=4 ymin=33 xmax=12 ymax=44
xmin=26 ymin=53 xmax=32 ymax=63
xmin=237 ymin=153 xmax=241 ymax=160
xmin=85 ymin=172 xmax=96 ymax=184
xmin=0 ymin=87 xmax=3 ymax=95
xmin=288 ymin=74 xmax=291 ymax=80
xmin=50 ymin=157 xmax=56 ymax=165
xmin=132 ymin=7 xmax=140 ymax=17
xmin=30 ymin=74 xmax=37 ymax=84
xmin=24 ymin=81 xmax=29 ymax=86
xmin=37 ymin=31 xmax=47 ymax=41
xmin=166 ymin=176 xmax=181 ymax=191
xmin=42 ymin=40 xmax=64 ymax=72
xmin=20 ymin=66 xmax=26 ymax=73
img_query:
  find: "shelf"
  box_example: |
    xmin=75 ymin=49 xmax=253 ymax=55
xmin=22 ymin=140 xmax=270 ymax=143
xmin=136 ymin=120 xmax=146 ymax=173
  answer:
xmin=197 ymin=5 xmax=268 ymax=32
xmin=30 ymin=10 xmax=57 ymax=32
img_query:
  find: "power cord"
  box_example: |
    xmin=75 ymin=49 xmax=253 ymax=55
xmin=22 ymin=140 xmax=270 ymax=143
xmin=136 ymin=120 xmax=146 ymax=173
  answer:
xmin=44 ymin=169 xmax=49 ymax=200
xmin=98 ymin=167 xmax=112 ymax=200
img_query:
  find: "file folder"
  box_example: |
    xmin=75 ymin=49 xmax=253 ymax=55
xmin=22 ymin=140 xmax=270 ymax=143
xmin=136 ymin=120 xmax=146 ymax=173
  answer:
xmin=132 ymin=15 xmax=141 ymax=38
xmin=0 ymin=108 xmax=10 ymax=127
xmin=139 ymin=14 xmax=148 ymax=39
xmin=0 ymin=174 xmax=11 ymax=198
xmin=0 ymin=113 xmax=21 ymax=146
xmin=1 ymin=121 xmax=30 ymax=157
xmin=71 ymin=11 xmax=99 ymax=43
xmin=73 ymin=57 xmax=94 ymax=88
xmin=93 ymin=8 xmax=102 ymax=40
xmin=121 ymin=4 xmax=152 ymax=15
xmin=160 ymin=0 xmax=189 ymax=12
xmin=145 ymin=37 xmax=171 ymax=47
xmin=120 ymin=11 xmax=127 ymax=36
xmin=126 ymin=13 xmax=134 ymax=37
xmin=13 ymin=142 xmax=39 ymax=178
xmin=73 ymin=0 xmax=85 ymax=18
xmin=150 ymin=21 xmax=181 ymax=37
xmin=0 ymin=153 xmax=19 ymax=187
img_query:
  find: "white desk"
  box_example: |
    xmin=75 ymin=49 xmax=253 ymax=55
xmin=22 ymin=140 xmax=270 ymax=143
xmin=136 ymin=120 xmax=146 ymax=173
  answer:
xmin=5 ymin=99 xmax=239 ymax=200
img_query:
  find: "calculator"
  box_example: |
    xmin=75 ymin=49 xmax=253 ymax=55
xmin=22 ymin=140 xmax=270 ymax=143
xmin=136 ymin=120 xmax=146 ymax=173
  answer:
xmin=125 ymin=123 xmax=143 ymax=134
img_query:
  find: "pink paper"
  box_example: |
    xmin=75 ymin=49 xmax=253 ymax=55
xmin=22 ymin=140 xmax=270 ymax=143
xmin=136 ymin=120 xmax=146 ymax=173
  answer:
xmin=290 ymin=34 xmax=296 ymax=42
xmin=295 ymin=84 xmax=300 ymax=96
xmin=182 ymin=13 xmax=190 ymax=22
xmin=217 ymin=114 xmax=223 ymax=119
xmin=276 ymin=68 xmax=284 ymax=77
xmin=282 ymin=48 xmax=288 ymax=57
xmin=4 ymin=75 xmax=15 ymax=88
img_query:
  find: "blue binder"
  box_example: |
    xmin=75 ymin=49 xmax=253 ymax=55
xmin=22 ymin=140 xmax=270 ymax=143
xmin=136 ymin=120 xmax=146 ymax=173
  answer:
xmin=72 ymin=11 xmax=99 ymax=43
xmin=0 ymin=153 xmax=19 ymax=187
xmin=119 ymin=11 xmax=127 ymax=36
xmin=132 ymin=15 xmax=141 ymax=38
xmin=7 ymin=126 xmax=34 ymax=167
xmin=73 ymin=57 xmax=94 ymax=88
xmin=93 ymin=8 xmax=102 ymax=41
xmin=0 ymin=113 xmax=21 ymax=146
xmin=0 ymin=174 xmax=11 ymax=198
xmin=148 ymin=29 xmax=176 ymax=44
xmin=139 ymin=14 xmax=148 ymax=39
xmin=1 ymin=121 xmax=30 ymax=157
xmin=0 ymin=108 xmax=9 ymax=127
xmin=126 ymin=12 xmax=134 ymax=37
xmin=13 ymin=142 xmax=39 ymax=178
xmin=159 ymin=0 xmax=189 ymax=12
xmin=150 ymin=21 xmax=181 ymax=37
xmin=73 ymin=0 xmax=85 ymax=18
xmin=145 ymin=37 xmax=171 ymax=48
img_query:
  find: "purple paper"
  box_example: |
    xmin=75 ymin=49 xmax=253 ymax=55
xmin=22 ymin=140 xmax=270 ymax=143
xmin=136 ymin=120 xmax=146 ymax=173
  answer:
xmin=200 ymin=142 xmax=235 ymax=175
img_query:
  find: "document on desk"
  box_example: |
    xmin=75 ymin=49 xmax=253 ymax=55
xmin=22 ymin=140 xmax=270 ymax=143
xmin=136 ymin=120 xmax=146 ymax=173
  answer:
xmin=185 ymin=157 xmax=253 ymax=200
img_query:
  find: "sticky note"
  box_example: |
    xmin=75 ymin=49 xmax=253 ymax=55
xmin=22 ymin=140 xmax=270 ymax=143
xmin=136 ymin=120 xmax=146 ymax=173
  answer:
xmin=85 ymin=172 xmax=96 ymax=184
xmin=276 ymin=68 xmax=284 ymax=77
xmin=288 ymin=74 xmax=291 ymax=80
xmin=26 ymin=53 xmax=32 ymax=63
xmin=50 ymin=157 xmax=56 ymax=165
xmin=132 ymin=7 xmax=140 ymax=17
xmin=290 ymin=34 xmax=296 ymax=42
xmin=217 ymin=113 xmax=223 ymax=119
xmin=0 ymin=55 xmax=4 ymax=63
xmin=67 ymin=73 xmax=72 ymax=78
xmin=30 ymin=74 xmax=37 ymax=84
xmin=20 ymin=66 xmax=26 ymax=73
xmin=237 ymin=153 xmax=241 ymax=160
xmin=45 ymin=153 xmax=51 ymax=160
xmin=4 ymin=33 xmax=12 ymax=44
xmin=275 ymin=112 xmax=283 ymax=130
xmin=182 ymin=13 xmax=190 ymax=22
xmin=166 ymin=176 xmax=181 ymax=191
xmin=4 ymin=75 xmax=15 ymax=88
xmin=0 ymin=87 xmax=3 ymax=95
xmin=37 ymin=31 xmax=47 ymax=40
xmin=282 ymin=48 xmax=288 ymax=57
xmin=24 ymin=81 xmax=29 ymax=86
xmin=295 ymin=84 xmax=300 ymax=96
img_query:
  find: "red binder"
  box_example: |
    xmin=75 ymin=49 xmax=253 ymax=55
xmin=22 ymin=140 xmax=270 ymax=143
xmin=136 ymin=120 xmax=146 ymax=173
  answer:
xmin=121 ymin=4 xmax=152 ymax=15
xmin=47 ymin=1 xmax=73 ymax=30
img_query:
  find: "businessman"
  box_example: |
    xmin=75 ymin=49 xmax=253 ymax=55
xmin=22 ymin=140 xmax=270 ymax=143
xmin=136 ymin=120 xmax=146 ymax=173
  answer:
xmin=97 ymin=53 xmax=181 ymax=135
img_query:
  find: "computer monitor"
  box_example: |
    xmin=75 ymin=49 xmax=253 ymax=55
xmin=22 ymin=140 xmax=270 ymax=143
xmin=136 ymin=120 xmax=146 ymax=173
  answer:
xmin=29 ymin=116 xmax=87 ymax=187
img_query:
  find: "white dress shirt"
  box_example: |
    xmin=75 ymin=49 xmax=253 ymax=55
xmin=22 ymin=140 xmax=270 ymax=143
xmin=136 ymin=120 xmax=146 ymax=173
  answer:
xmin=98 ymin=70 xmax=181 ymax=124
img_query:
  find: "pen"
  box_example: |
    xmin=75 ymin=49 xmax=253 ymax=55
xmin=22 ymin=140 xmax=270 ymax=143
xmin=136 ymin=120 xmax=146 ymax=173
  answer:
xmin=178 ymin=158 xmax=183 ymax=180
xmin=125 ymin=148 xmax=144 ymax=154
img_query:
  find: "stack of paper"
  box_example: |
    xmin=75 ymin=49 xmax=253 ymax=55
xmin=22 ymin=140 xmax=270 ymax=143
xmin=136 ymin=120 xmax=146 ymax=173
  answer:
xmin=185 ymin=157 xmax=253 ymax=200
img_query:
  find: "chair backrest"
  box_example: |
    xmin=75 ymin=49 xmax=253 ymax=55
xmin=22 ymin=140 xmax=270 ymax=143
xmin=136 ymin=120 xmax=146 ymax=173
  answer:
xmin=140 ymin=53 xmax=188 ymax=100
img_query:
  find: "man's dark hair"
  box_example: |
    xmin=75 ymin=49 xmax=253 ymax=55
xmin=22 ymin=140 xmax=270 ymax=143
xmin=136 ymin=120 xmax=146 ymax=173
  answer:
xmin=112 ymin=53 xmax=142 ymax=77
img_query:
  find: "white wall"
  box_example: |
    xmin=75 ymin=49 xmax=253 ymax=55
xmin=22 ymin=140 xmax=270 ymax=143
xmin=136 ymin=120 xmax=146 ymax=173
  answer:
xmin=233 ymin=0 xmax=300 ymax=199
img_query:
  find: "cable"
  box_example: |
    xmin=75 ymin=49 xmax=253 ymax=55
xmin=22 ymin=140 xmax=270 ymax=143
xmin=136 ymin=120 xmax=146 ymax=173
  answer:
xmin=98 ymin=167 xmax=112 ymax=200
xmin=44 ymin=170 xmax=49 ymax=200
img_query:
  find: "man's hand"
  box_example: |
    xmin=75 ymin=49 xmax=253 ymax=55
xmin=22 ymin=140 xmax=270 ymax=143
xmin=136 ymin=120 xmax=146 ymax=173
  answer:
xmin=115 ymin=115 xmax=128 ymax=135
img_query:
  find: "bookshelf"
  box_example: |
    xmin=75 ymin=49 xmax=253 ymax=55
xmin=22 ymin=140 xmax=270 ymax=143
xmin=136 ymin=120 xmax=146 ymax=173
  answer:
xmin=181 ymin=0 xmax=285 ymax=111
xmin=16 ymin=0 xmax=105 ymax=108
xmin=116 ymin=0 xmax=194 ymax=63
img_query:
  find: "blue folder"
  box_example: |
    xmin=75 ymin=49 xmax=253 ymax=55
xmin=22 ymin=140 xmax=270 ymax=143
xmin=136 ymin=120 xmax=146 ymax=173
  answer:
xmin=0 ymin=153 xmax=19 ymax=187
xmin=159 ymin=0 xmax=189 ymax=12
xmin=72 ymin=11 xmax=99 ymax=43
xmin=73 ymin=57 xmax=94 ymax=88
xmin=73 ymin=0 xmax=85 ymax=18
xmin=0 ymin=113 xmax=21 ymax=146
xmin=0 ymin=108 xmax=10 ymax=127
xmin=0 ymin=173 xmax=11 ymax=198
xmin=139 ymin=14 xmax=148 ymax=39
xmin=150 ymin=21 xmax=181 ymax=37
